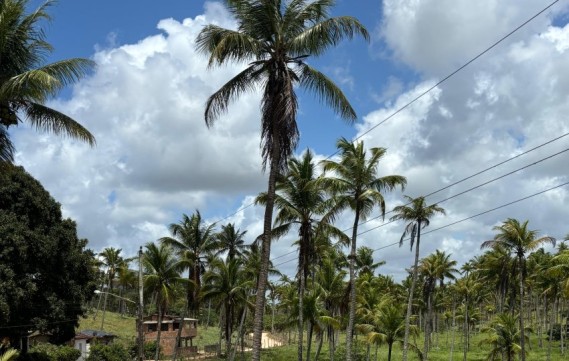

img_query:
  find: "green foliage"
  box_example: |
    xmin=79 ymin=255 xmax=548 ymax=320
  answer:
xmin=86 ymin=343 xmax=130 ymax=361
xmin=127 ymin=340 xmax=159 ymax=360
xmin=320 ymin=342 xmax=367 ymax=361
xmin=0 ymin=0 xmax=95 ymax=163
xmin=0 ymin=166 xmax=97 ymax=343
xmin=21 ymin=344 xmax=80 ymax=361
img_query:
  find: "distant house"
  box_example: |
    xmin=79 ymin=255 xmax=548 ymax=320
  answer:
xmin=140 ymin=315 xmax=198 ymax=356
xmin=72 ymin=330 xmax=116 ymax=361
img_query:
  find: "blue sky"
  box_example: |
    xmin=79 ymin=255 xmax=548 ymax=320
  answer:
xmin=16 ymin=0 xmax=569 ymax=278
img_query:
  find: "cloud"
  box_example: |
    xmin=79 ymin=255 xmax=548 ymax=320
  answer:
xmin=13 ymin=3 xmax=267 ymax=255
xmin=355 ymin=0 xmax=569 ymax=278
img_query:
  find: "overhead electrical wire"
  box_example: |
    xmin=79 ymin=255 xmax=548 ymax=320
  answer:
xmin=273 ymin=180 xmax=569 ymax=268
xmin=270 ymin=134 xmax=569 ymax=262
xmin=212 ymin=0 xmax=562 ymax=227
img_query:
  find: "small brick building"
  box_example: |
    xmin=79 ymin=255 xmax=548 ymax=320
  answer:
xmin=140 ymin=315 xmax=198 ymax=356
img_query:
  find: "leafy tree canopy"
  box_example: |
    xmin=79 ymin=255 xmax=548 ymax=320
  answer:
xmin=0 ymin=166 xmax=97 ymax=345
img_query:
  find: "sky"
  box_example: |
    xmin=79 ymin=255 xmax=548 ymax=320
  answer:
xmin=13 ymin=0 xmax=569 ymax=279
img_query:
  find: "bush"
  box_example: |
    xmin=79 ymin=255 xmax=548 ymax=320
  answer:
xmin=86 ymin=343 xmax=130 ymax=361
xmin=128 ymin=341 xmax=159 ymax=360
xmin=19 ymin=344 xmax=80 ymax=361
xmin=320 ymin=342 xmax=367 ymax=361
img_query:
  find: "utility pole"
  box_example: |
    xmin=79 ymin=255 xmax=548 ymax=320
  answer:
xmin=138 ymin=246 xmax=144 ymax=361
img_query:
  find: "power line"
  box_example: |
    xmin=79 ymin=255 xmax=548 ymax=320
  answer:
xmin=212 ymin=0 xmax=560 ymax=225
xmin=355 ymin=143 xmax=569 ymax=236
xmin=275 ymin=180 xmax=569 ymax=268
xmin=271 ymin=134 xmax=569 ymax=262
xmin=344 ymin=0 xmax=561 ymax=152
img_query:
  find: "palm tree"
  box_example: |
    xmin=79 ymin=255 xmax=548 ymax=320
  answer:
xmin=0 ymin=0 xmax=95 ymax=163
xmin=321 ymin=138 xmax=406 ymax=361
xmin=160 ymin=211 xmax=217 ymax=317
xmin=257 ymin=149 xmax=346 ymax=361
xmin=196 ymin=2 xmax=369 ymax=358
xmin=356 ymin=246 xmax=385 ymax=277
xmin=479 ymin=313 xmax=530 ymax=361
xmin=99 ymin=247 xmax=131 ymax=292
xmin=481 ymin=218 xmax=556 ymax=361
xmin=419 ymin=250 xmax=457 ymax=359
xmin=202 ymin=258 xmax=252 ymax=358
xmin=214 ymin=223 xmax=248 ymax=261
xmin=390 ymin=196 xmax=445 ymax=361
xmin=366 ymin=302 xmax=413 ymax=361
xmin=316 ymin=254 xmax=347 ymax=361
xmin=143 ymin=242 xmax=186 ymax=361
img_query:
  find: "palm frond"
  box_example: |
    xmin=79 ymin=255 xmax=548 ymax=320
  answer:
xmin=204 ymin=63 xmax=264 ymax=126
xmin=20 ymin=102 xmax=95 ymax=145
xmin=298 ymin=63 xmax=356 ymax=121
xmin=195 ymin=24 xmax=262 ymax=66
xmin=289 ymin=16 xmax=369 ymax=57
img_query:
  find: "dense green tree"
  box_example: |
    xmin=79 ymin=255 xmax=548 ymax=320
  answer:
xmin=160 ymin=211 xmax=216 ymax=317
xmin=0 ymin=166 xmax=96 ymax=346
xmin=481 ymin=218 xmax=556 ymax=361
xmin=197 ymin=2 xmax=368 ymax=358
xmin=0 ymin=0 xmax=95 ymax=162
xmin=390 ymin=196 xmax=445 ymax=361
xmin=321 ymin=138 xmax=406 ymax=360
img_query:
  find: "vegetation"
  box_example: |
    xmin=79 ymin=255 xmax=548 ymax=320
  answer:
xmin=0 ymin=0 xmax=95 ymax=163
xmin=197 ymin=1 xmax=369 ymax=359
xmin=0 ymin=166 xmax=97 ymax=345
xmin=2 ymin=3 xmax=568 ymax=361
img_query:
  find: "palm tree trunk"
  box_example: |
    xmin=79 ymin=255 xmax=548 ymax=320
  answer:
xmin=387 ymin=342 xmax=393 ymax=361
xmin=314 ymin=331 xmax=324 ymax=361
xmin=403 ymin=222 xmax=421 ymax=361
xmin=230 ymin=306 xmax=247 ymax=361
xmin=298 ymin=268 xmax=305 ymax=361
xmin=547 ymin=296 xmax=555 ymax=361
xmin=424 ymin=292 xmax=432 ymax=361
xmin=155 ymin=302 xmax=163 ymax=361
xmin=518 ymin=255 xmax=526 ymax=361
xmin=346 ymin=203 xmax=361 ymax=361
xmin=252 ymin=140 xmax=280 ymax=361
xmin=226 ymin=301 xmax=232 ymax=358
xmin=306 ymin=322 xmax=313 ymax=361
xmin=329 ymin=325 xmax=335 ymax=361
xmin=172 ymin=301 xmax=189 ymax=361
xmin=463 ymin=297 xmax=468 ymax=361
xmin=449 ymin=300 xmax=456 ymax=361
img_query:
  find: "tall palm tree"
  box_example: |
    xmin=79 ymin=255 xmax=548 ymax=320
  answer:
xmin=321 ymin=138 xmax=406 ymax=361
xmin=481 ymin=218 xmax=556 ymax=361
xmin=258 ymin=149 xmax=346 ymax=361
xmin=143 ymin=242 xmax=186 ymax=361
xmin=196 ymin=2 xmax=369 ymax=358
xmin=160 ymin=211 xmax=217 ymax=317
xmin=390 ymin=196 xmax=445 ymax=361
xmin=214 ymin=223 xmax=248 ymax=261
xmin=0 ymin=0 xmax=95 ymax=163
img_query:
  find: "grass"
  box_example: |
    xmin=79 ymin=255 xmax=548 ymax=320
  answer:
xmin=79 ymin=312 xmax=568 ymax=360
xmin=79 ymin=310 xmax=221 ymax=347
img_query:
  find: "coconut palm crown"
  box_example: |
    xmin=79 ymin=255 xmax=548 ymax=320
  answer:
xmin=197 ymin=2 xmax=368 ymax=359
xmin=0 ymin=0 xmax=95 ymax=162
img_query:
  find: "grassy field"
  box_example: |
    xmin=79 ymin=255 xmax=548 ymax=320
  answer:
xmin=78 ymin=312 xmax=567 ymax=360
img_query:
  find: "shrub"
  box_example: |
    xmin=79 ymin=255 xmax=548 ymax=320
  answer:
xmin=128 ymin=341 xmax=159 ymax=360
xmin=86 ymin=343 xmax=130 ymax=361
xmin=19 ymin=344 xmax=80 ymax=361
